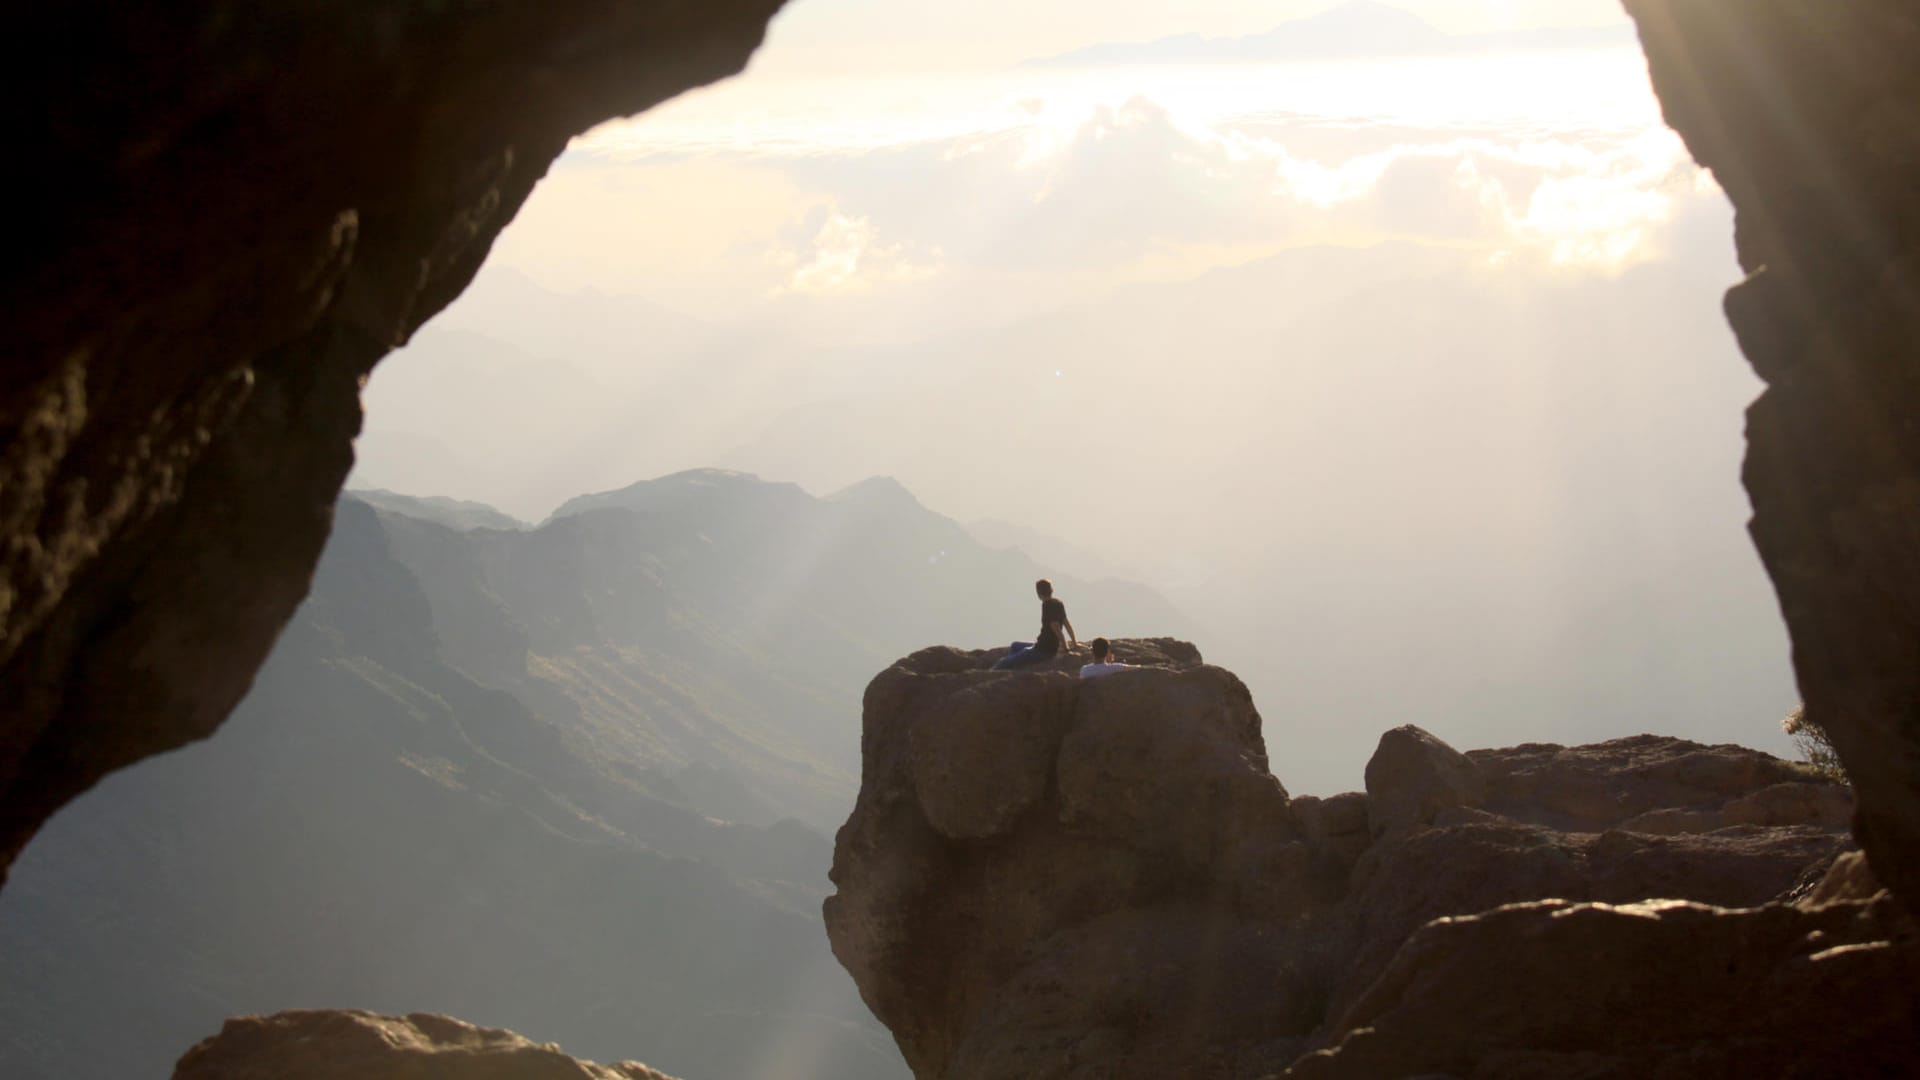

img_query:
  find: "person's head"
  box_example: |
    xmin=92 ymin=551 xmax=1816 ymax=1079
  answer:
xmin=1035 ymin=579 xmax=1053 ymax=600
xmin=1091 ymin=637 xmax=1111 ymax=662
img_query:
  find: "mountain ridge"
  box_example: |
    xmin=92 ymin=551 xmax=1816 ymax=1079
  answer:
xmin=1 ymin=469 xmax=1198 ymax=1079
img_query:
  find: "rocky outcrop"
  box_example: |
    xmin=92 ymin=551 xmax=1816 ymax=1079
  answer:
xmin=1363 ymin=725 xmax=1486 ymax=836
xmin=1284 ymin=855 xmax=1920 ymax=1079
xmin=173 ymin=1010 xmax=680 ymax=1080
xmin=826 ymin=645 xmax=1867 ymax=1079
xmin=1623 ymin=0 xmax=1920 ymax=918
xmin=0 ymin=0 xmax=792 ymax=882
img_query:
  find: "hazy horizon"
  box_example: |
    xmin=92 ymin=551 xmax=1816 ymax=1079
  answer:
xmin=351 ymin=0 xmax=1801 ymax=791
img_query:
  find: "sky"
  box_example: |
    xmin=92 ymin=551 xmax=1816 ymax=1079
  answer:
xmin=354 ymin=0 xmax=1802 ymax=791
xmin=749 ymin=0 xmax=1632 ymax=72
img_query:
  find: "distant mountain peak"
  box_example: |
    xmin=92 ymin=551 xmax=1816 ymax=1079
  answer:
xmin=546 ymin=468 xmax=816 ymax=522
xmin=346 ymin=488 xmax=527 ymax=532
xmin=827 ymin=475 xmax=922 ymax=507
xmin=662 ymin=467 xmax=764 ymax=486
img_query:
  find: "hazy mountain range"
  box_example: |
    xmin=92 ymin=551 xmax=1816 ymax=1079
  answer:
xmin=0 ymin=470 xmax=1192 ymax=1079
xmin=1026 ymin=1 xmax=1636 ymax=67
xmin=355 ymin=216 xmax=1801 ymax=796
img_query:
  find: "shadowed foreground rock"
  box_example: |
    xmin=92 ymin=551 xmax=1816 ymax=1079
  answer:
xmin=173 ymin=1010 xmax=680 ymax=1080
xmin=825 ymin=643 xmax=1886 ymax=1079
xmin=1283 ymin=883 xmax=1920 ymax=1079
xmin=0 ymin=0 xmax=792 ymax=884
xmin=1623 ymin=0 xmax=1920 ymax=919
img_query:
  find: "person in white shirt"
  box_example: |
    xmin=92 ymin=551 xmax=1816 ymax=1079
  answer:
xmin=1079 ymin=637 xmax=1132 ymax=680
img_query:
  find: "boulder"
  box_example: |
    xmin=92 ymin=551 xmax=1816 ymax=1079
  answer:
xmin=173 ymin=1010 xmax=678 ymax=1080
xmin=1468 ymin=734 xmax=1809 ymax=832
xmin=1363 ymin=726 xmax=1486 ymax=837
xmin=1283 ymin=895 xmax=1920 ymax=1080
xmin=1621 ymin=780 xmax=1855 ymax=835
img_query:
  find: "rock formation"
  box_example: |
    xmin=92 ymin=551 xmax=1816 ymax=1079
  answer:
xmin=825 ymin=642 xmax=1902 ymax=1079
xmin=0 ymin=0 xmax=792 ymax=883
xmin=1282 ymin=878 xmax=1918 ymax=1079
xmin=1622 ymin=0 xmax=1920 ymax=918
xmin=2 ymin=0 xmax=1919 ymax=1073
xmin=173 ymin=1010 xmax=679 ymax=1080
xmin=2 ymin=0 xmax=1918 ymax=940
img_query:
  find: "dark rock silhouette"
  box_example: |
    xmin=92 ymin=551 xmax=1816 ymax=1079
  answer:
xmin=1285 ymin=850 xmax=1919 ymax=1079
xmin=174 ymin=1011 xmax=680 ymax=1080
xmin=0 ymin=0 xmax=793 ymax=883
xmin=826 ymin=645 xmax=1881 ymax=1078
xmin=1624 ymin=0 xmax=1920 ymax=919
xmin=1362 ymin=725 xmax=1487 ymax=837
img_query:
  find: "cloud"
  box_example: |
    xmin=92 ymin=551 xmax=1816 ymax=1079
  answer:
xmin=759 ymin=102 xmax=1706 ymax=279
xmin=770 ymin=207 xmax=944 ymax=295
xmin=542 ymin=48 xmax=1713 ymax=315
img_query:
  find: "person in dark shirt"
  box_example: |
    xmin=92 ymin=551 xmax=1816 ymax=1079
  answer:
xmin=993 ymin=579 xmax=1078 ymax=670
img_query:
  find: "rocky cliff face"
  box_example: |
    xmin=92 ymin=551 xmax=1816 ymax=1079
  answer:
xmin=1622 ymin=0 xmax=1920 ymax=919
xmin=826 ymin=643 xmax=1910 ymax=1078
xmin=0 ymin=0 xmax=791 ymax=882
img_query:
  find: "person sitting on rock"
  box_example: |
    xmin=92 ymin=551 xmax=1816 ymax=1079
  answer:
xmin=992 ymin=578 xmax=1077 ymax=670
xmin=1078 ymin=637 xmax=1132 ymax=680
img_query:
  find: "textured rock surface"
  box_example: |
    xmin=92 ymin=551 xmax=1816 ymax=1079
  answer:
xmin=1623 ymin=0 xmax=1920 ymax=918
xmin=0 ymin=0 xmax=791 ymax=883
xmin=1364 ymin=725 xmax=1487 ymax=836
xmin=173 ymin=1010 xmax=680 ymax=1080
xmin=826 ymin=649 xmax=1861 ymax=1079
xmin=828 ymin=641 xmax=1321 ymax=1080
xmin=1283 ymin=894 xmax=1920 ymax=1080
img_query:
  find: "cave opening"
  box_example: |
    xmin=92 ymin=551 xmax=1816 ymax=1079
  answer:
xmin=8 ymin=0 xmax=1912 ymax=1078
xmin=350 ymin=0 xmax=1801 ymax=796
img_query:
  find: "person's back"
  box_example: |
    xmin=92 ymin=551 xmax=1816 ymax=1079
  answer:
xmin=992 ymin=578 xmax=1078 ymax=670
xmin=1033 ymin=592 xmax=1068 ymax=658
xmin=1079 ymin=637 xmax=1131 ymax=679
